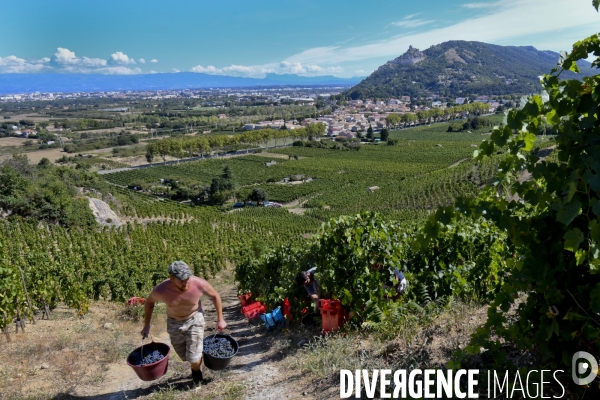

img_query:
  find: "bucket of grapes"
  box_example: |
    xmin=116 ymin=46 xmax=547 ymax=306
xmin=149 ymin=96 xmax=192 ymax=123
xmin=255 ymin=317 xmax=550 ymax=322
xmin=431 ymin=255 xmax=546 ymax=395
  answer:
xmin=126 ymin=336 xmax=171 ymax=381
xmin=202 ymin=333 xmax=238 ymax=371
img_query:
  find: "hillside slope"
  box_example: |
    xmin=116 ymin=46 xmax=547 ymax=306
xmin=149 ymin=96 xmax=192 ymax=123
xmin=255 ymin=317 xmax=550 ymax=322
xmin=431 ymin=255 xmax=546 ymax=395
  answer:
xmin=344 ymin=40 xmax=593 ymax=99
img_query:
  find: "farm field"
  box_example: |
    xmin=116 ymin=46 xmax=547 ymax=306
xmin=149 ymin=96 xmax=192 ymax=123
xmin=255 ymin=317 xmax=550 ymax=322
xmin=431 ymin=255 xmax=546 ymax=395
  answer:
xmin=2 ymin=120 xmax=511 ymax=325
xmin=104 ymin=123 xmax=507 ymax=225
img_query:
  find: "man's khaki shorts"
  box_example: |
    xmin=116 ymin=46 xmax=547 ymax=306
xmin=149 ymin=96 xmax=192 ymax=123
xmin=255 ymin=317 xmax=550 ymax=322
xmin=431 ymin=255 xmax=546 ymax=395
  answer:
xmin=166 ymin=311 xmax=205 ymax=364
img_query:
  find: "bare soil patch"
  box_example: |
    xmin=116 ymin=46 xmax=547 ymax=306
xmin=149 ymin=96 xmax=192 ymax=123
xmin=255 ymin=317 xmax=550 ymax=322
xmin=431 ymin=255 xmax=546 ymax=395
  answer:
xmin=0 ymin=147 xmax=68 ymax=164
xmin=252 ymin=152 xmax=295 ymax=159
xmin=3 ymin=114 xmax=52 ymax=122
xmin=0 ymin=137 xmax=30 ymax=148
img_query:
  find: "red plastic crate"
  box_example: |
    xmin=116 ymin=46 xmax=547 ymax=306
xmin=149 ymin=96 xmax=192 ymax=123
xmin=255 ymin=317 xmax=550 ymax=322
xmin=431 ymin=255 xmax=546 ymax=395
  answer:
xmin=126 ymin=297 xmax=146 ymax=307
xmin=282 ymin=298 xmax=292 ymax=321
xmin=238 ymin=293 xmax=253 ymax=307
xmin=319 ymin=299 xmax=346 ymax=333
xmin=241 ymin=301 xmax=265 ymax=320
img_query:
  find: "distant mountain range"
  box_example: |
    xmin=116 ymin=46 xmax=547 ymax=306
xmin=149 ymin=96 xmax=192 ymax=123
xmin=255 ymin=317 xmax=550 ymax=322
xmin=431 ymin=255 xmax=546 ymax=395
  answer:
xmin=0 ymin=73 xmax=364 ymax=94
xmin=344 ymin=41 xmax=594 ymax=100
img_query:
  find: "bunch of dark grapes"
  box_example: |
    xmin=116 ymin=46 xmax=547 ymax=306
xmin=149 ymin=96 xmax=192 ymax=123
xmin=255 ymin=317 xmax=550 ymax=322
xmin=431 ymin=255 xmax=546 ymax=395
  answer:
xmin=136 ymin=349 xmax=164 ymax=365
xmin=203 ymin=337 xmax=235 ymax=358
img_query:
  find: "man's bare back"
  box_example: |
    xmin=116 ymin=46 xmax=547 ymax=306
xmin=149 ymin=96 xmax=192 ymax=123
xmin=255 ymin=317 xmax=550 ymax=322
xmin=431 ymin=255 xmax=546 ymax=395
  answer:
xmin=151 ymin=276 xmax=207 ymax=320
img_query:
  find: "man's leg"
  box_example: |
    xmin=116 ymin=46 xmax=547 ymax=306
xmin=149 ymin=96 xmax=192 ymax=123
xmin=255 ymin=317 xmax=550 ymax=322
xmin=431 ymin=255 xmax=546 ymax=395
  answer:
xmin=186 ymin=312 xmax=205 ymax=384
xmin=191 ymin=358 xmax=202 ymax=371
xmin=166 ymin=318 xmax=188 ymax=362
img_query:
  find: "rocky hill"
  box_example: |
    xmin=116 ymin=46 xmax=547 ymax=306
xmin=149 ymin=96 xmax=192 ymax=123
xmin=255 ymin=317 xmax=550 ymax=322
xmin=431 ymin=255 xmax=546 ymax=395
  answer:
xmin=344 ymin=40 xmax=593 ymax=100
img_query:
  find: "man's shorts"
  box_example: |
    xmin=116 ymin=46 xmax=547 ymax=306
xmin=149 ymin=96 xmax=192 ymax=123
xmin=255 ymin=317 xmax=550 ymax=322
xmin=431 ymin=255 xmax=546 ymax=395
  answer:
xmin=166 ymin=311 xmax=205 ymax=364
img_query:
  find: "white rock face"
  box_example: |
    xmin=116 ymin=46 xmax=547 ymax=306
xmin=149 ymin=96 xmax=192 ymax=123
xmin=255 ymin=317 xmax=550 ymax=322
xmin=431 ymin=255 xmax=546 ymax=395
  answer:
xmin=88 ymin=197 xmax=122 ymax=227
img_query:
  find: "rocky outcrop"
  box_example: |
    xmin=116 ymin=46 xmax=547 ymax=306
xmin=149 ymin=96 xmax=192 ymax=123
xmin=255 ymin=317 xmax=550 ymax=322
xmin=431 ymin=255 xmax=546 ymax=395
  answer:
xmin=389 ymin=45 xmax=426 ymax=65
xmin=87 ymin=197 xmax=122 ymax=227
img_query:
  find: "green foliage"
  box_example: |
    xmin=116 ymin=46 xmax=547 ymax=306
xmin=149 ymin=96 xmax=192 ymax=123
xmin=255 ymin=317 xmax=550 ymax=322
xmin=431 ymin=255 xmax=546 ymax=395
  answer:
xmin=248 ymin=188 xmax=268 ymax=203
xmin=0 ymin=158 xmax=102 ymax=226
xmin=414 ymin=24 xmax=600 ymax=382
xmin=405 ymin=218 xmax=510 ymax=302
xmin=380 ymin=128 xmax=389 ymax=141
xmin=446 ymin=116 xmax=493 ymax=133
xmin=234 ymin=211 xmax=506 ymax=323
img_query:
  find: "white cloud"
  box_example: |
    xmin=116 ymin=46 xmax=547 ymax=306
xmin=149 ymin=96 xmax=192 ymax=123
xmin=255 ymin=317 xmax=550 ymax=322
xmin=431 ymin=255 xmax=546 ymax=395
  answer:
xmin=150 ymin=59 xmax=158 ymax=63
xmin=280 ymin=61 xmax=305 ymax=74
xmin=190 ymin=61 xmax=344 ymax=78
xmin=0 ymin=55 xmax=47 ymax=73
xmin=391 ymin=15 xmax=434 ymax=28
xmin=138 ymin=58 xmax=146 ymax=64
xmin=53 ymin=47 xmax=78 ymax=64
xmin=282 ymin=0 xmax=600 ymax=66
xmin=109 ymin=51 xmax=136 ymax=65
xmin=191 ymin=64 xmax=275 ymax=77
xmin=172 ymin=68 xmax=180 ymax=73
xmin=462 ymin=2 xmax=502 ymax=8
xmin=102 ymin=66 xmax=142 ymax=75
xmin=0 ymin=47 xmax=145 ymax=74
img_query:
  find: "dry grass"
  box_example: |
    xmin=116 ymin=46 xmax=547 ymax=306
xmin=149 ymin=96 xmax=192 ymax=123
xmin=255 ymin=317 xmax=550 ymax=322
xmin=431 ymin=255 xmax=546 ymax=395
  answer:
xmin=0 ymin=301 xmax=167 ymax=399
xmin=283 ymin=301 xmax=486 ymax=381
xmin=0 ymin=148 xmax=69 ymax=164
xmin=0 ymin=137 xmax=30 ymax=148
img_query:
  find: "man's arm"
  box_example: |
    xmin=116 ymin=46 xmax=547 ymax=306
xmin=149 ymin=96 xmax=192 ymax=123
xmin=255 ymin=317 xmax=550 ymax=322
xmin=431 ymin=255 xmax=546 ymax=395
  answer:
xmin=141 ymin=291 xmax=157 ymax=338
xmin=200 ymin=279 xmax=227 ymax=330
xmin=310 ymin=293 xmax=319 ymax=307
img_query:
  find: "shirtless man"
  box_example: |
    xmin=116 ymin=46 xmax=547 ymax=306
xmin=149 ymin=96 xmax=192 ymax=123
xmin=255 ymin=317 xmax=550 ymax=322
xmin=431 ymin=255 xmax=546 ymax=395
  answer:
xmin=141 ymin=261 xmax=227 ymax=384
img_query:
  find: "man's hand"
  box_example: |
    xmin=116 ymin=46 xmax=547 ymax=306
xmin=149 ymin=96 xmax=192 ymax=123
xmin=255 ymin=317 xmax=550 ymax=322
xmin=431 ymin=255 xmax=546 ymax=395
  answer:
xmin=216 ymin=319 xmax=227 ymax=331
xmin=141 ymin=325 xmax=150 ymax=339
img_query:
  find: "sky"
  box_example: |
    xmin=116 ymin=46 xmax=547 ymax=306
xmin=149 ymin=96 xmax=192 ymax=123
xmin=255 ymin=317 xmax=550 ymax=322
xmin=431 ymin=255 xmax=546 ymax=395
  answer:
xmin=0 ymin=0 xmax=598 ymax=78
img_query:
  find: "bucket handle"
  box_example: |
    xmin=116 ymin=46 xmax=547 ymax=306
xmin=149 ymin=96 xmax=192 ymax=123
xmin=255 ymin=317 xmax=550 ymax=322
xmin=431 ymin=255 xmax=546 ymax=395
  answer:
xmin=207 ymin=328 xmax=230 ymax=345
xmin=141 ymin=334 xmax=154 ymax=358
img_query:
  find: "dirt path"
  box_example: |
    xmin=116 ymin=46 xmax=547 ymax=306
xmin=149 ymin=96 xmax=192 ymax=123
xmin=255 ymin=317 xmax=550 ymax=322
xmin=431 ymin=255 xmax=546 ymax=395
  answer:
xmin=283 ymin=194 xmax=322 ymax=215
xmin=448 ymin=158 xmax=468 ymax=168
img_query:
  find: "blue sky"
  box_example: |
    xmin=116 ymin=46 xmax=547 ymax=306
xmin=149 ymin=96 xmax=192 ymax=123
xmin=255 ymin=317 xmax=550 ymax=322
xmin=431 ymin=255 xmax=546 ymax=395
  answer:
xmin=0 ymin=0 xmax=598 ymax=77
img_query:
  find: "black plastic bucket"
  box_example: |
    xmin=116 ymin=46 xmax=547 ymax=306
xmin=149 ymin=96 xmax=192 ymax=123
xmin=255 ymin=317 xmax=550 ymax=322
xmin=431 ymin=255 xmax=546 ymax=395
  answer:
xmin=202 ymin=333 xmax=239 ymax=371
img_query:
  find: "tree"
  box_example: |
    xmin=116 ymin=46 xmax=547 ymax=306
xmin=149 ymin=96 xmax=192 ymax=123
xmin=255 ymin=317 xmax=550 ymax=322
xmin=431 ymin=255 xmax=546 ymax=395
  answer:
xmin=145 ymin=145 xmax=155 ymax=163
xmin=0 ymin=164 xmax=29 ymax=211
xmin=37 ymin=158 xmax=51 ymax=168
xmin=366 ymin=125 xmax=374 ymax=139
xmin=379 ymin=128 xmax=389 ymax=141
xmin=248 ymin=188 xmax=268 ymax=204
xmin=385 ymin=113 xmax=401 ymax=129
xmin=222 ymin=165 xmax=234 ymax=180
xmin=306 ymin=123 xmax=326 ymax=138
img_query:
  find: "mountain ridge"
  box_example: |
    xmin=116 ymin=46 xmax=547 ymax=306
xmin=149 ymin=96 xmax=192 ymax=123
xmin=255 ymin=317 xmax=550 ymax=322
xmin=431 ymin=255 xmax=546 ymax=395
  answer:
xmin=344 ymin=40 xmax=594 ymax=100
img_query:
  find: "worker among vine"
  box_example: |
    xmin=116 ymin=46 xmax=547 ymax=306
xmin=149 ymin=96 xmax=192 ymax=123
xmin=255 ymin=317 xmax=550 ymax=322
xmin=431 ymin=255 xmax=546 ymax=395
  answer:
xmin=140 ymin=261 xmax=227 ymax=385
xmin=296 ymin=267 xmax=320 ymax=309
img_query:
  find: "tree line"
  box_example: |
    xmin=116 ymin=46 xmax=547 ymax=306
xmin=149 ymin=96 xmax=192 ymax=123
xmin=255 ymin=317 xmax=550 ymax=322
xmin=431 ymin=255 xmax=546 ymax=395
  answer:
xmin=384 ymin=102 xmax=490 ymax=129
xmin=145 ymin=123 xmax=326 ymax=163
